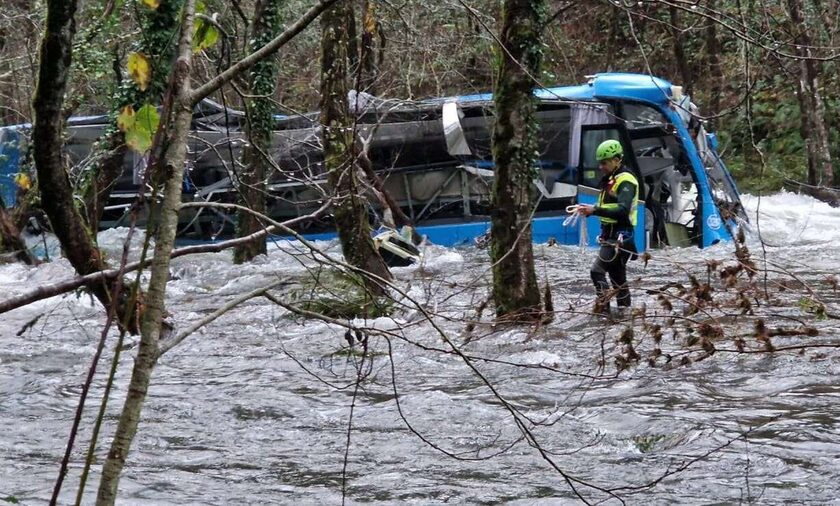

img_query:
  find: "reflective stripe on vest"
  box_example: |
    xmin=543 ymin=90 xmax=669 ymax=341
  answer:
xmin=596 ymin=171 xmax=639 ymax=226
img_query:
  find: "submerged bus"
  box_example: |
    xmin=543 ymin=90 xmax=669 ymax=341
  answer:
xmin=0 ymin=73 xmax=746 ymax=252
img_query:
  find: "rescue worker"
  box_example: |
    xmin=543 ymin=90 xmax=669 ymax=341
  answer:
xmin=578 ymin=139 xmax=639 ymax=314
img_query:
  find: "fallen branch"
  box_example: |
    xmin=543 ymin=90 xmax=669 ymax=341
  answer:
xmin=783 ymin=178 xmax=840 ymax=207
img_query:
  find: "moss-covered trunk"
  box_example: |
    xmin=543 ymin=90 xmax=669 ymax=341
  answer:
xmin=235 ymin=0 xmax=283 ymax=263
xmin=31 ymin=0 xmax=139 ymax=332
xmin=489 ymin=0 xmax=544 ymax=320
xmin=320 ymin=1 xmax=392 ymax=294
xmin=95 ymin=2 xmax=196 ymax=504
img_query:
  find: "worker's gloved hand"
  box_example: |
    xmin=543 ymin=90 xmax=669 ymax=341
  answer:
xmin=577 ymin=204 xmax=595 ymax=217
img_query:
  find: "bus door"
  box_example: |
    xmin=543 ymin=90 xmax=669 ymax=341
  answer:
xmin=577 ymin=124 xmax=647 ymax=253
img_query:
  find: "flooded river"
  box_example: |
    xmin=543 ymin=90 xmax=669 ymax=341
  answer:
xmin=1 ymin=191 xmax=839 ymax=504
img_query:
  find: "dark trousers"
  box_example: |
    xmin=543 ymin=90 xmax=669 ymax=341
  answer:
xmin=590 ymin=229 xmax=633 ymax=309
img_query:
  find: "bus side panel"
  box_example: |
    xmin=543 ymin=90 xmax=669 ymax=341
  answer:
xmin=0 ymin=128 xmax=22 ymax=207
xmin=635 ymin=201 xmax=646 ymax=254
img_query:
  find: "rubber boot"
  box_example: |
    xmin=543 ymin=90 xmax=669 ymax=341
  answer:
xmin=591 ymin=270 xmax=612 ymax=316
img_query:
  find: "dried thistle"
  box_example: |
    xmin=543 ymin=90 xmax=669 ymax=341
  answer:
xmin=641 ymin=251 xmax=652 ymax=268
xmin=619 ymin=326 xmax=634 ymax=345
xmin=658 ymin=294 xmax=673 ymax=312
xmin=698 ymin=322 xmax=724 ymax=339
xmin=650 ymin=324 xmax=663 ymax=345
xmin=737 ymin=293 xmax=753 ymax=315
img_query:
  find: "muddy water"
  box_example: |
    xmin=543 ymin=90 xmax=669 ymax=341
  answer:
xmin=1 ymin=191 xmax=838 ymax=504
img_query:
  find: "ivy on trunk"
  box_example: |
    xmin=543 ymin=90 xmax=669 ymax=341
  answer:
xmin=489 ymin=0 xmax=545 ymax=320
xmin=320 ymin=1 xmax=392 ymax=296
xmin=235 ymin=0 xmax=284 ymax=263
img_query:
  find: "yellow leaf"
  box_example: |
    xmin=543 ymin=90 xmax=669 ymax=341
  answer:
xmin=14 ymin=173 xmax=31 ymax=191
xmin=127 ymin=52 xmax=151 ymax=91
xmin=117 ymin=105 xmax=136 ymax=132
xmin=141 ymin=0 xmax=161 ymax=9
xmin=363 ymin=4 xmax=377 ymax=34
xmin=125 ymin=128 xmax=152 ymax=153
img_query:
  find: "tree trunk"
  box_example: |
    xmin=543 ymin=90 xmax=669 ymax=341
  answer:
xmin=669 ymin=5 xmax=693 ymax=95
xmin=347 ymin=0 xmax=359 ymax=73
xmin=810 ymin=0 xmax=838 ymax=184
xmin=95 ymin=2 xmax=197 ymax=504
xmin=787 ymin=0 xmax=834 ymax=187
xmin=704 ymin=0 xmax=722 ymax=131
xmin=320 ymin=1 xmax=392 ymax=294
xmin=606 ymin=6 xmax=620 ymax=71
xmin=489 ymin=0 xmax=543 ymax=320
xmin=31 ymin=0 xmax=139 ymax=332
xmin=234 ymin=0 xmax=283 ymax=263
xmin=359 ymin=0 xmax=381 ymax=93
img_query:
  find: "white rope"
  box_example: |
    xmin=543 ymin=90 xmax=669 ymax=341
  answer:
xmin=563 ymin=205 xmax=588 ymax=251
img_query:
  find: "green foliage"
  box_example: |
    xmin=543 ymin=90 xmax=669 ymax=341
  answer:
xmin=632 ymin=434 xmax=666 ymax=453
xmin=193 ymin=2 xmax=221 ymax=52
xmin=288 ymin=269 xmax=393 ymax=319
xmin=247 ymin=0 xmax=285 ymax=138
xmin=798 ymin=297 xmax=827 ymax=320
xmin=112 ymin=0 xmax=185 ymax=108
xmin=724 ymin=154 xmax=806 ymax=194
xmin=715 ymin=75 xmax=813 ymax=193
xmin=117 ymin=104 xmax=160 ymax=153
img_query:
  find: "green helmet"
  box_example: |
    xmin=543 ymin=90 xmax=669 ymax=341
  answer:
xmin=596 ymin=139 xmax=623 ymax=161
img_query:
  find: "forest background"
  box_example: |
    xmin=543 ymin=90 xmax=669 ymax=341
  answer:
xmin=2 ymin=0 xmax=839 ymax=194
xmin=2 ymin=1 xmax=840 ymax=504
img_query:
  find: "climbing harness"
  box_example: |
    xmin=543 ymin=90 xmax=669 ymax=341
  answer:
xmin=597 ymin=233 xmax=624 ymax=262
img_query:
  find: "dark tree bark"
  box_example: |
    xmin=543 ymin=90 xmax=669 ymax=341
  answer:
xmin=320 ymin=1 xmax=392 ymax=294
xmin=31 ymin=0 xmax=139 ymax=332
xmin=359 ymin=0 xmax=382 ymax=93
xmin=669 ymin=5 xmax=693 ymax=95
xmin=786 ymin=0 xmax=833 ymax=187
xmin=489 ymin=0 xmax=544 ymax=320
xmin=704 ymin=0 xmax=722 ymax=131
xmin=347 ymin=0 xmax=359 ymax=72
xmin=606 ymin=6 xmax=620 ymax=71
xmin=235 ymin=0 xmax=283 ymax=263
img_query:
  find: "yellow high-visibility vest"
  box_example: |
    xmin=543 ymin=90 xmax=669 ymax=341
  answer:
xmin=596 ymin=170 xmax=639 ymax=227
